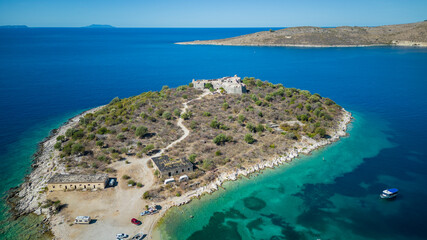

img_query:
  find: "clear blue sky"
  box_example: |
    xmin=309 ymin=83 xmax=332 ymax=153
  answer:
xmin=0 ymin=0 xmax=426 ymax=27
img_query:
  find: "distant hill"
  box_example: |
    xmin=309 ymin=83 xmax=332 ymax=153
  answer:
xmin=83 ymin=24 xmax=115 ymax=28
xmin=177 ymin=21 xmax=427 ymax=47
xmin=0 ymin=25 xmax=28 ymax=28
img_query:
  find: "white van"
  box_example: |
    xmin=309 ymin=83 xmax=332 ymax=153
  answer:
xmin=74 ymin=216 xmax=91 ymax=224
xmin=164 ymin=178 xmax=175 ymax=185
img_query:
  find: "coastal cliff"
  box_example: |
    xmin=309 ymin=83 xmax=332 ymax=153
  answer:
xmin=176 ymin=21 xmax=427 ymax=47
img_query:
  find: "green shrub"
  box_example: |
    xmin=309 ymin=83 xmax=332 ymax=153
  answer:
xmin=96 ymin=140 xmax=104 ymax=148
xmin=213 ymin=134 xmax=232 ymax=145
xmin=54 ymin=142 xmax=62 ymax=150
xmin=189 ymin=154 xmax=197 ymax=163
xmin=244 ymin=134 xmax=255 ymax=144
xmin=116 ymin=133 xmax=126 ymax=141
xmin=97 ymin=127 xmax=108 ymax=135
xmin=203 ymin=112 xmax=211 ymax=117
xmin=127 ymin=180 xmax=136 ymax=186
xmin=135 ymin=126 xmax=148 ymax=138
xmin=122 ymin=175 xmax=131 ymax=180
xmin=162 ymin=111 xmax=172 ymax=120
xmin=215 ymin=150 xmax=222 ymax=156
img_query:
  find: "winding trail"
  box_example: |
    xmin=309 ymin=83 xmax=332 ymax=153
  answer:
xmin=51 ymin=90 xmax=212 ymax=240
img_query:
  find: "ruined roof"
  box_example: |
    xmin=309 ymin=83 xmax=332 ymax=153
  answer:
xmin=48 ymin=174 xmax=109 ymax=184
xmin=151 ymin=155 xmax=193 ymax=172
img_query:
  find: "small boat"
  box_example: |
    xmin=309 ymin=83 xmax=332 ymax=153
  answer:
xmin=380 ymin=188 xmax=399 ymax=199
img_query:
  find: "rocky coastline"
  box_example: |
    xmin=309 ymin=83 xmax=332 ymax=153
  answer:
xmin=151 ymin=109 xmax=352 ymax=234
xmin=6 ymin=106 xmax=104 ymax=232
xmin=6 ymin=100 xmax=351 ymax=239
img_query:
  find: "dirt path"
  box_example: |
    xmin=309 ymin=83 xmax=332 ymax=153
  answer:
xmin=50 ymin=90 xmax=211 ymax=240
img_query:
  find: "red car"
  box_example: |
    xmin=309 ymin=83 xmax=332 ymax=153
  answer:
xmin=131 ymin=218 xmax=141 ymax=225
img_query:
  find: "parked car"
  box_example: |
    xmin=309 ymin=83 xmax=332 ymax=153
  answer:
xmin=109 ymin=179 xmax=116 ymax=187
xmin=131 ymin=218 xmax=142 ymax=225
xmin=116 ymin=233 xmax=129 ymax=239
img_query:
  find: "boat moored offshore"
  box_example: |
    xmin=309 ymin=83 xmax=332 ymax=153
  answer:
xmin=380 ymin=188 xmax=399 ymax=199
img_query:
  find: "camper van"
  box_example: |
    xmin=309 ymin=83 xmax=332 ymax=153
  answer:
xmin=164 ymin=178 xmax=175 ymax=185
xmin=74 ymin=216 xmax=91 ymax=224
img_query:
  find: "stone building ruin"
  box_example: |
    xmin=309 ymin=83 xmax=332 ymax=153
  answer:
xmin=192 ymin=75 xmax=247 ymax=94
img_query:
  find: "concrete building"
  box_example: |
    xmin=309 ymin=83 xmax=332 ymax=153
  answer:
xmin=192 ymin=75 xmax=247 ymax=94
xmin=47 ymin=174 xmax=109 ymax=191
xmin=151 ymin=155 xmax=193 ymax=178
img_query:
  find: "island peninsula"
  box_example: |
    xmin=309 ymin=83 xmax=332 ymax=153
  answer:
xmin=177 ymin=21 xmax=427 ymax=47
xmin=8 ymin=76 xmax=351 ymax=239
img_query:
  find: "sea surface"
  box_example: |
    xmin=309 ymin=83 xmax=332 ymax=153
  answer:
xmin=0 ymin=28 xmax=426 ymax=240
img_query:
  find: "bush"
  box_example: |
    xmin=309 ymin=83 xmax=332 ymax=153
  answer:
xmin=97 ymin=127 xmax=108 ymax=135
xmin=162 ymin=111 xmax=172 ymax=120
xmin=143 ymin=191 xmax=150 ymax=199
xmin=96 ymin=140 xmax=104 ymax=148
xmin=222 ymin=102 xmax=229 ymax=110
xmin=189 ymin=82 xmax=194 ymax=88
xmin=189 ymin=154 xmax=197 ymax=163
xmin=173 ymin=108 xmax=181 ymax=117
xmin=205 ymin=83 xmax=213 ymax=89
xmin=56 ymin=135 xmax=65 ymax=142
xmin=109 ymin=97 xmax=120 ymax=104
xmin=54 ymin=142 xmax=62 ymax=150
xmin=161 ymin=85 xmax=169 ymax=91
xmin=215 ymin=150 xmax=222 ymax=156
xmin=238 ymin=114 xmax=246 ymax=124
xmin=71 ymin=143 xmax=85 ymax=155
xmin=116 ymin=133 xmax=126 ymax=141
xmin=135 ymin=126 xmax=148 ymax=138
xmin=142 ymin=144 xmax=154 ymax=154
xmin=72 ymin=130 xmax=84 ymax=140
xmin=203 ymin=112 xmax=211 ymax=117
xmin=122 ymin=175 xmax=131 ymax=180
xmin=213 ymin=134 xmax=232 ymax=145
xmin=256 ymin=124 xmax=265 ymax=132
xmin=244 ymin=134 xmax=255 ymax=144
xmin=181 ymin=112 xmax=191 ymax=120
xmin=127 ymin=180 xmax=136 ymax=186
xmin=315 ymin=127 xmax=327 ymax=137
xmin=246 ymin=123 xmax=256 ymax=133
xmin=137 ymin=182 xmax=143 ymax=188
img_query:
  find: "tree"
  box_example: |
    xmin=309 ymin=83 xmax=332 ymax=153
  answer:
xmin=56 ymin=135 xmax=65 ymax=142
xmin=72 ymin=129 xmax=84 ymax=140
xmin=161 ymin=85 xmax=169 ymax=91
xmin=256 ymin=79 xmax=263 ymax=87
xmin=54 ymin=142 xmax=62 ymax=150
xmin=71 ymin=143 xmax=85 ymax=155
xmin=213 ymin=134 xmax=232 ymax=145
xmin=135 ymin=126 xmax=148 ymax=138
xmin=315 ymin=127 xmax=326 ymax=138
xmin=210 ymin=117 xmax=221 ymax=129
xmin=189 ymin=82 xmax=194 ymax=88
xmin=244 ymin=134 xmax=255 ymax=144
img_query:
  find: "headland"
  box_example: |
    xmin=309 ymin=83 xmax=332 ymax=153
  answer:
xmin=7 ymin=77 xmax=352 ymax=239
xmin=176 ymin=21 xmax=427 ymax=47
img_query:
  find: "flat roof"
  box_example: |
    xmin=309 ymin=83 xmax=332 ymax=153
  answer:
xmin=151 ymin=155 xmax=193 ymax=172
xmin=48 ymin=174 xmax=109 ymax=184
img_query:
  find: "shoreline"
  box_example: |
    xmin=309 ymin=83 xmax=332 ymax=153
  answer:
xmin=6 ymin=106 xmax=104 ymax=232
xmin=7 ymin=91 xmax=352 ymax=240
xmin=149 ymin=109 xmax=352 ymax=239
xmin=175 ymin=41 xmax=427 ymax=48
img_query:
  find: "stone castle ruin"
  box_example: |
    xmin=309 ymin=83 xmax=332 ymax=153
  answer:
xmin=192 ymin=75 xmax=247 ymax=94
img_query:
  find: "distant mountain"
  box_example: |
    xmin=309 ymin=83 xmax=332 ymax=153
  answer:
xmin=83 ymin=24 xmax=115 ymax=28
xmin=0 ymin=25 xmax=28 ymax=28
xmin=177 ymin=21 xmax=427 ymax=47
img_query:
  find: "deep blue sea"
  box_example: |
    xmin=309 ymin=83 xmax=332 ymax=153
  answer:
xmin=0 ymin=28 xmax=426 ymax=240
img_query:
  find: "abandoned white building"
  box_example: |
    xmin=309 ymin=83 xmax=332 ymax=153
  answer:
xmin=151 ymin=155 xmax=193 ymax=178
xmin=192 ymin=75 xmax=247 ymax=94
xmin=47 ymin=174 xmax=109 ymax=191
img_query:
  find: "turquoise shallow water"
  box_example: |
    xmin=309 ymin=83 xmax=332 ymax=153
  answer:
xmin=154 ymin=112 xmax=400 ymax=240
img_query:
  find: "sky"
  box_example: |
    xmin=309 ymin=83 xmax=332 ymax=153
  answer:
xmin=0 ymin=0 xmax=426 ymax=27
